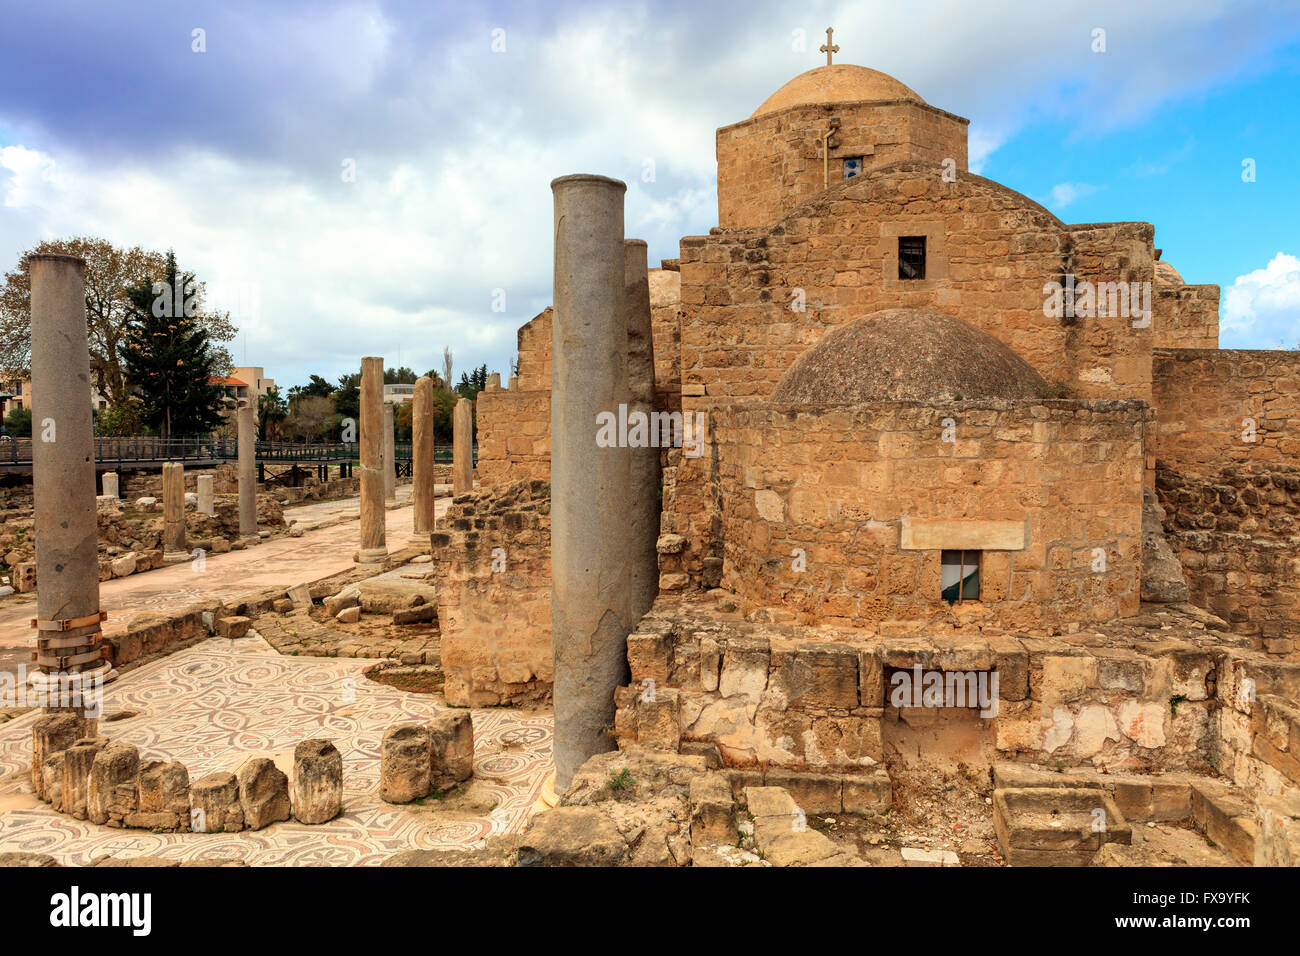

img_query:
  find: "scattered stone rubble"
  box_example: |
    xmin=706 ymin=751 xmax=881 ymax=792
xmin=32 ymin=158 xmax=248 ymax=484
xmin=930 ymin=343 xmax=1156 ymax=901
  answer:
xmin=31 ymin=713 xmax=342 ymax=831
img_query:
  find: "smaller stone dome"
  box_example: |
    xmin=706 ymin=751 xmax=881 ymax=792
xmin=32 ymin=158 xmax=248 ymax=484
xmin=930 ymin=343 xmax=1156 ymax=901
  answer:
xmin=1154 ymin=260 xmax=1184 ymax=286
xmin=772 ymin=309 xmax=1053 ymax=405
xmin=753 ymin=64 xmax=924 ymax=117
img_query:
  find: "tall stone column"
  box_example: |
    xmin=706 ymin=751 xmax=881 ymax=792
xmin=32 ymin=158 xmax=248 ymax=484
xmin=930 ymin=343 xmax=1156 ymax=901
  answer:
xmin=409 ymin=376 xmax=435 ymax=547
xmin=358 ymin=356 xmax=387 ymax=565
xmin=161 ymin=461 xmax=187 ymax=561
xmin=237 ymin=401 xmax=257 ymax=540
xmin=196 ymin=473 xmax=215 ymax=516
xmin=549 ymin=174 xmax=634 ymax=788
xmin=624 ymin=239 xmax=661 ymax=624
xmin=383 ymin=402 xmax=397 ymax=503
xmin=29 ymin=253 xmax=109 ymax=700
xmin=452 ymin=398 xmax=473 ymax=496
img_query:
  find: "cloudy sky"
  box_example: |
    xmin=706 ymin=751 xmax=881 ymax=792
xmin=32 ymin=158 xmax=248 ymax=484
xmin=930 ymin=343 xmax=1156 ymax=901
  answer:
xmin=2 ymin=0 xmax=1298 ymax=389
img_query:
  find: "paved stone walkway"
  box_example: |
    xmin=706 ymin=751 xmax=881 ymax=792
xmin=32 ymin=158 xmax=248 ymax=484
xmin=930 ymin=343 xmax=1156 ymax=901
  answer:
xmin=0 ymin=633 xmax=551 ymax=865
xmin=0 ymin=489 xmax=443 ymax=681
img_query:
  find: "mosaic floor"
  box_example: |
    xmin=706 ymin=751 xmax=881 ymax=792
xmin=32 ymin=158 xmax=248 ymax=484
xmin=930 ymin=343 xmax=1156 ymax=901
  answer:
xmin=0 ymin=633 xmax=552 ymax=866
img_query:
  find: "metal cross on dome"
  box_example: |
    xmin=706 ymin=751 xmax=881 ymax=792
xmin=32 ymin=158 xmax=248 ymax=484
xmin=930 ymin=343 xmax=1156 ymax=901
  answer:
xmin=820 ymin=27 xmax=839 ymax=66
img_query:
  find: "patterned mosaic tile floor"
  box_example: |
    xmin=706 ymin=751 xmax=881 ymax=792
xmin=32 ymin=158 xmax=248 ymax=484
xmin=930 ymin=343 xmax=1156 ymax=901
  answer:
xmin=0 ymin=634 xmax=552 ymax=866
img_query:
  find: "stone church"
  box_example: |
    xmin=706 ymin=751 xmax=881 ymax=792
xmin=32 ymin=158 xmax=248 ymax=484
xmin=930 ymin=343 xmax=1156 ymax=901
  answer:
xmin=430 ymin=52 xmax=1300 ymax=832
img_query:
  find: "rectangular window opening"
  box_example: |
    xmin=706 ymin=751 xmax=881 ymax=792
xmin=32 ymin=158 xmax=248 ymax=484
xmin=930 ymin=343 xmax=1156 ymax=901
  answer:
xmin=941 ymin=549 xmax=981 ymax=603
xmin=898 ymin=235 xmax=926 ymax=280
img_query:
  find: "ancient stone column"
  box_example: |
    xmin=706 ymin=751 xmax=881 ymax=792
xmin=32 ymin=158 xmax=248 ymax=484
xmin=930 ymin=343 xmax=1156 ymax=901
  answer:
xmin=237 ymin=401 xmax=257 ymax=540
xmin=358 ymin=356 xmax=387 ymax=565
xmin=101 ymin=472 xmax=119 ymax=498
xmin=624 ymin=239 xmax=661 ymax=624
xmin=161 ymin=461 xmax=187 ymax=561
xmin=383 ymin=402 xmax=397 ymax=503
xmin=409 ymin=376 xmax=435 ymax=548
xmin=29 ymin=253 xmax=109 ymax=697
xmin=452 ymin=398 xmax=473 ymax=496
xmin=196 ymin=473 xmax=215 ymax=516
xmin=549 ymin=174 xmax=634 ymax=789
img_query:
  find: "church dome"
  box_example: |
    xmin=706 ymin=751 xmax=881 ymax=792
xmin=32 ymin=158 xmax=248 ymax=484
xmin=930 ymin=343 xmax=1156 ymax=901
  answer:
xmin=1154 ymin=259 xmax=1183 ymax=285
xmin=753 ymin=64 xmax=925 ymax=117
xmin=772 ymin=309 xmax=1052 ymax=405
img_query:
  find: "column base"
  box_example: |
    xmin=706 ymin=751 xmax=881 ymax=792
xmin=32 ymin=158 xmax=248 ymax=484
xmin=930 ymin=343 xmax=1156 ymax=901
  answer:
xmin=406 ymin=533 xmax=431 ymax=551
xmin=528 ymin=770 xmax=559 ymax=821
xmin=163 ymin=550 xmax=191 ymax=564
xmin=357 ymin=547 xmax=388 ymax=566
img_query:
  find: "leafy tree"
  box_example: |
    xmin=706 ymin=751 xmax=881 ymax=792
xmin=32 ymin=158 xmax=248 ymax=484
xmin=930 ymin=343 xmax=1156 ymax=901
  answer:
xmin=456 ymin=364 xmax=489 ymax=401
xmin=258 ymin=386 xmax=289 ymax=439
xmin=94 ymin=399 xmax=144 ymax=436
xmin=0 ymin=236 xmax=236 ymax=404
xmin=384 ymin=366 xmax=417 ymax=385
xmin=284 ymin=394 xmax=334 ymax=441
xmin=2 ymin=406 xmax=31 ymax=437
xmin=334 ymin=372 xmax=360 ymax=420
xmin=120 ymin=251 xmax=227 ymax=438
xmin=301 ymin=374 xmax=336 ymax=399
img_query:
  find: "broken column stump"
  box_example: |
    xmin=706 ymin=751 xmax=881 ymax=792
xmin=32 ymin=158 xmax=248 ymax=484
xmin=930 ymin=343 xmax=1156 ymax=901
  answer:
xmin=293 ymin=739 xmax=343 ymax=824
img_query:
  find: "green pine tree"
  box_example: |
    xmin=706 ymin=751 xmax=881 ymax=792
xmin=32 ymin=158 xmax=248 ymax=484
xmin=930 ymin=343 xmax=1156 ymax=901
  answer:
xmin=120 ymin=251 xmax=227 ymax=439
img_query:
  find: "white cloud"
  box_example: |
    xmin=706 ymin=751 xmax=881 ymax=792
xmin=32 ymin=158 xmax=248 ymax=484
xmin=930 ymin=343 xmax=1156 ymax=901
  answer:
xmin=1047 ymin=182 xmax=1100 ymax=209
xmin=1222 ymin=253 xmax=1300 ymax=348
xmin=2 ymin=0 xmax=1298 ymax=385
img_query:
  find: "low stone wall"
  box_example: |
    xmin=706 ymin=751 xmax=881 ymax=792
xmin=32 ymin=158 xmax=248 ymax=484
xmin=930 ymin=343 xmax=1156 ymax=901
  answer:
xmin=1157 ymin=463 xmax=1300 ymax=657
xmin=30 ymin=715 xmax=342 ymax=831
xmin=431 ymin=479 xmax=552 ymax=706
xmin=613 ymin=596 xmax=1262 ymax=776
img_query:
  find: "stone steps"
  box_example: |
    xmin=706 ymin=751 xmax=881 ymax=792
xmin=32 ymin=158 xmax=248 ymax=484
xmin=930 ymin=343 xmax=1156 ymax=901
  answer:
xmin=992 ymin=761 xmax=1259 ymax=865
xmin=992 ymin=786 xmax=1131 ymax=866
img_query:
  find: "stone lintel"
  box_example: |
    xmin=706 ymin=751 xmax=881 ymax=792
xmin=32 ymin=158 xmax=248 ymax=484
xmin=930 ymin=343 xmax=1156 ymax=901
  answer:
xmin=900 ymin=518 xmax=1026 ymax=551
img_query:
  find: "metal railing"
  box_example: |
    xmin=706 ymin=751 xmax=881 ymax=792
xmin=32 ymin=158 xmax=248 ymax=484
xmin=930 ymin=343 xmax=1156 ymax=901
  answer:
xmin=0 ymin=434 xmax=468 ymax=466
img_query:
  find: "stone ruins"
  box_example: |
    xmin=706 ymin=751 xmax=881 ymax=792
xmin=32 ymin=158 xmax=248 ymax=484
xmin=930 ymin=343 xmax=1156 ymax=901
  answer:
xmin=4 ymin=48 xmax=1298 ymax=871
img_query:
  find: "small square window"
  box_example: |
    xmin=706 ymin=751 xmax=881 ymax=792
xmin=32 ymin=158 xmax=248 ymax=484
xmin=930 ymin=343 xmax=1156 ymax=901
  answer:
xmin=843 ymin=157 xmax=864 ymax=179
xmin=941 ymin=550 xmax=980 ymax=603
xmin=899 ymin=236 xmax=926 ymax=280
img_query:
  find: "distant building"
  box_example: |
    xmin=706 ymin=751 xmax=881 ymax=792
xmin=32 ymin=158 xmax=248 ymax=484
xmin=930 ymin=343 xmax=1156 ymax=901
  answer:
xmin=383 ymin=383 xmax=415 ymax=404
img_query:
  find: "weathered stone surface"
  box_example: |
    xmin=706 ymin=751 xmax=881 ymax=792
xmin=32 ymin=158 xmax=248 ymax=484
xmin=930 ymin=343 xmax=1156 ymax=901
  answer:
xmin=31 ymin=712 xmax=83 ymax=799
xmin=380 ymin=724 xmax=432 ymax=803
xmin=42 ymin=751 xmax=66 ymax=811
xmin=190 ymin=771 xmax=244 ymax=833
xmin=335 ymin=606 xmax=361 ymax=624
xmin=393 ymin=603 xmax=438 ymax=625
xmin=129 ymin=760 xmax=190 ymax=830
xmin=516 ymin=807 xmax=628 ymax=867
xmin=236 ymin=757 xmax=291 ymax=831
xmin=689 ymin=771 xmax=737 ymax=846
xmin=87 ymin=741 xmax=139 ymax=825
xmin=429 ymin=712 xmax=474 ymax=788
xmin=215 ymin=615 xmax=252 ymax=639
xmin=293 ymin=738 xmax=343 ymax=824
xmin=60 ymin=737 xmax=108 ymax=820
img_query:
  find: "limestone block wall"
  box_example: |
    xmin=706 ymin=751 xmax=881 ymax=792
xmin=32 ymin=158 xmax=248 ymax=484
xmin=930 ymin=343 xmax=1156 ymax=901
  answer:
xmin=515 ymin=308 xmax=553 ymax=391
xmin=717 ymin=101 xmax=969 ymax=229
xmin=662 ymin=399 xmax=1147 ymax=631
xmin=614 ymin=604 xmax=1224 ymax=774
xmin=1152 ymin=348 xmax=1300 ymax=473
xmin=1156 ymin=463 xmax=1300 ymax=657
xmin=1214 ymin=656 xmax=1300 ymax=797
xmin=474 ymin=389 xmax=550 ymax=488
xmin=649 ymin=266 xmax=683 ymax=415
xmin=431 ymin=479 xmax=552 ymax=706
xmin=683 ymin=168 xmax=1156 ymax=407
xmin=1153 ymin=285 xmax=1220 ymax=350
